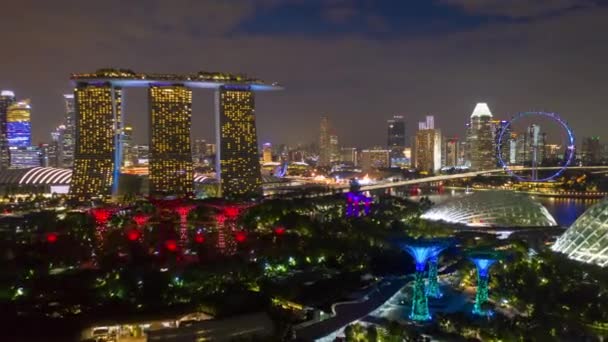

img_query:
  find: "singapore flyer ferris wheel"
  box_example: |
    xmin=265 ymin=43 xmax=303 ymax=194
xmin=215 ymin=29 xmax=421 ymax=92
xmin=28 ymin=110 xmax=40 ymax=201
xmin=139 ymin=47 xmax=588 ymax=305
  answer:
xmin=497 ymin=111 xmax=575 ymax=182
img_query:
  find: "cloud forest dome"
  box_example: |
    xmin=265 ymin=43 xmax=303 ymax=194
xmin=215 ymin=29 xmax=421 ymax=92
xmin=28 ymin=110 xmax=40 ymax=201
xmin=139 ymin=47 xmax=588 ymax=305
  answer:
xmin=552 ymin=198 xmax=608 ymax=267
xmin=421 ymin=191 xmax=557 ymax=227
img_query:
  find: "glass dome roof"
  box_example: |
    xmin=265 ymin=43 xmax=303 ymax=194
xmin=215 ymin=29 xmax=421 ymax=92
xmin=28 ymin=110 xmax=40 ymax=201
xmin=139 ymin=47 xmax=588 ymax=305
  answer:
xmin=421 ymin=191 xmax=557 ymax=227
xmin=552 ymin=198 xmax=608 ymax=267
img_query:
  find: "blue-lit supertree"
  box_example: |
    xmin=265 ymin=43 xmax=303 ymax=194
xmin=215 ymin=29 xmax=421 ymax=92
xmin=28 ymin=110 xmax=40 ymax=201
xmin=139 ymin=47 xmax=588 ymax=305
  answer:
xmin=468 ymin=251 xmax=503 ymax=316
xmin=399 ymin=240 xmax=446 ymax=321
xmin=425 ymin=240 xmax=452 ymax=299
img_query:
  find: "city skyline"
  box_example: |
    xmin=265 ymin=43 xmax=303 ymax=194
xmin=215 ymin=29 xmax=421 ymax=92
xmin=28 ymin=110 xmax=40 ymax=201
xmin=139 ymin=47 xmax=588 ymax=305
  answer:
xmin=0 ymin=1 xmax=607 ymax=147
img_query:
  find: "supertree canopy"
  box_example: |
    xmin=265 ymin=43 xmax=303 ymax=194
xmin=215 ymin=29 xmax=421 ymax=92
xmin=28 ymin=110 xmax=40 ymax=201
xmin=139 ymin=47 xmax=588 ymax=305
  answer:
xmin=345 ymin=191 xmax=372 ymax=217
xmin=425 ymin=239 xmax=453 ymax=299
xmin=399 ymin=239 xmax=447 ymax=321
xmin=468 ymin=251 xmax=504 ymax=316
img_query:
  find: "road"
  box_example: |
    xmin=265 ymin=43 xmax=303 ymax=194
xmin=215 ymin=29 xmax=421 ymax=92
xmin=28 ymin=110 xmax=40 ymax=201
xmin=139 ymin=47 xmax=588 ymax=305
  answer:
xmin=294 ymin=276 xmax=410 ymax=341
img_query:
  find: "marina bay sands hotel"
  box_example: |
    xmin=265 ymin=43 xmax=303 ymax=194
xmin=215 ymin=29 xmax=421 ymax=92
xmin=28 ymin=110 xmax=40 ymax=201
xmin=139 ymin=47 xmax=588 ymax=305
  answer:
xmin=69 ymin=69 xmax=282 ymax=201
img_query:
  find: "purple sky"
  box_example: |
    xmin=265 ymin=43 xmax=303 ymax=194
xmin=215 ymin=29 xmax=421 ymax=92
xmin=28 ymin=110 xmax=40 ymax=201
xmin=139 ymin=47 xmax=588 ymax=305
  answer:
xmin=0 ymin=0 xmax=606 ymax=148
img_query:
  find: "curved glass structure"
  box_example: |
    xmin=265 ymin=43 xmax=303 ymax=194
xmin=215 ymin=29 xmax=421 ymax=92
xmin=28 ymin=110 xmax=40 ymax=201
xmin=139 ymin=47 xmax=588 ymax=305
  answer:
xmin=552 ymin=199 xmax=608 ymax=267
xmin=421 ymin=191 xmax=557 ymax=227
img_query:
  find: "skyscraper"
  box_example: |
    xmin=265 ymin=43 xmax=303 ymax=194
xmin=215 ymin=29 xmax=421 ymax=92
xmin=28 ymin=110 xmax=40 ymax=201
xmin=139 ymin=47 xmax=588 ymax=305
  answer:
xmin=329 ymin=132 xmax=339 ymax=163
xmin=149 ymin=85 xmax=193 ymax=197
xmin=262 ymin=142 xmax=273 ymax=163
xmin=443 ymin=137 xmax=459 ymax=167
xmin=318 ymin=116 xmax=331 ymax=167
xmin=493 ymin=119 xmax=511 ymax=166
xmin=62 ymin=94 xmax=75 ymax=167
xmin=70 ymin=83 xmax=122 ymax=200
xmin=360 ymin=148 xmax=390 ymax=173
xmin=216 ymin=86 xmax=262 ymax=199
xmin=7 ymin=99 xmax=32 ymax=147
xmin=387 ymin=115 xmax=406 ymax=166
xmin=469 ymin=103 xmax=495 ymax=171
xmin=582 ymin=137 xmax=601 ymax=165
xmin=0 ymin=91 xmax=16 ymax=170
xmin=121 ymin=125 xmax=134 ymax=167
xmin=415 ymin=128 xmax=442 ymax=173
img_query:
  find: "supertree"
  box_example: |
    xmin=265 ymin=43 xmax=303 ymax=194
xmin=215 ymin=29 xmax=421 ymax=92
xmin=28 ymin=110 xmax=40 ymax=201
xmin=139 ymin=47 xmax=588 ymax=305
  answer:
xmin=399 ymin=239 xmax=446 ymax=321
xmin=90 ymin=207 xmax=116 ymax=248
xmin=175 ymin=205 xmax=195 ymax=246
xmin=468 ymin=251 xmax=503 ymax=316
xmin=425 ymin=239 xmax=452 ymax=299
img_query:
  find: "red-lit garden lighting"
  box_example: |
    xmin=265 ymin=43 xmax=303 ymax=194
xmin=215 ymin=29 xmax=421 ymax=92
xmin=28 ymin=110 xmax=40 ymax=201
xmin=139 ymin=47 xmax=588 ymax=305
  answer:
xmin=274 ymin=226 xmax=286 ymax=236
xmin=46 ymin=232 xmax=58 ymax=244
xmin=216 ymin=214 xmax=226 ymax=225
xmin=175 ymin=205 xmax=195 ymax=245
xmin=90 ymin=208 xmax=114 ymax=224
xmin=132 ymin=213 xmax=150 ymax=227
xmin=194 ymin=231 xmax=205 ymax=244
xmin=126 ymin=228 xmax=141 ymax=242
xmin=235 ymin=231 xmax=247 ymax=243
xmin=165 ymin=240 xmax=178 ymax=252
xmin=224 ymin=206 xmax=240 ymax=219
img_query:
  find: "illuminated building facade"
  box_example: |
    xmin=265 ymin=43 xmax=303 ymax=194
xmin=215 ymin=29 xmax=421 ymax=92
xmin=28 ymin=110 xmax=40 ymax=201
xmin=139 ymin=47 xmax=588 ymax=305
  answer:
xmin=149 ymin=86 xmax=193 ymax=196
xmin=0 ymin=91 xmax=16 ymax=170
xmin=69 ymin=69 xmax=280 ymax=200
xmin=70 ymin=83 xmax=122 ymax=199
xmin=62 ymin=94 xmax=75 ymax=167
xmin=387 ymin=115 xmax=407 ymax=167
xmin=360 ymin=148 xmax=390 ymax=173
xmin=443 ymin=137 xmax=459 ymax=167
xmin=216 ymin=86 xmax=262 ymax=199
xmin=415 ymin=129 xmax=441 ymax=173
xmin=7 ymin=99 xmax=32 ymax=147
xmin=262 ymin=142 xmax=272 ymax=163
xmin=469 ymin=103 xmax=495 ymax=171
xmin=318 ymin=117 xmax=331 ymax=167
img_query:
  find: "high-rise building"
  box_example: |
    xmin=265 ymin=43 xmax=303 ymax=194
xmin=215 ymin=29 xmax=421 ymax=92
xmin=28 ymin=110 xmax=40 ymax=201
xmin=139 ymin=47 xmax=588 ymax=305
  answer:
xmin=340 ymin=147 xmax=358 ymax=166
xmin=148 ymin=85 xmax=193 ymax=197
xmin=329 ymin=132 xmax=339 ymax=163
xmin=133 ymin=144 xmax=149 ymax=165
xmin=120 ymin=125 xmax=134 ymax=167
xmin=387 ymin=115 xmax=407 ymax=166
xmin=493 ymin=119 xmax=511 ymax=166
xmin=425 ymin=115 xmax=434 ymax=130
xmin=582 ymin=137 xmax=601 ymax=165
xmin=262 ymin=142 xmax=273 ymax=163
xmin=192 ymin=138 xmax=207 ymax=166
xmin=443 ymin=137 xmax=459 ymax=167
xmin=9 ymin=146 xmax=41 ymax=168
xmin=216 ymin=86 xmax=262 ymax=199
xmin=70 ymin=83 xmax=122 ymax=200
xmin=61 ymin=94 xmax=75 ymax=167
xmin=360 ymin=148 xmax=390 ymax=173
xmin=7 ymin=99 xmax=32 ymax=147
xmin=0 ymin=91 xmax=16 ymax=169
xmin=468 ymin=103 xmax=495 ymax=171
xmin=415 ymin=129 xmax=442 ymax=173
xmin=318 ymin=117 xmax=331 ymax=167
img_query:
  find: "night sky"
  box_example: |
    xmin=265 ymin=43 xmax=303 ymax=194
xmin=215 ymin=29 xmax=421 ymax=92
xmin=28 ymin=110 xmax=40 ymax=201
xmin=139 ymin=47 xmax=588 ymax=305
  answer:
xmin=1 ymin=0 xmax=606 ymax=148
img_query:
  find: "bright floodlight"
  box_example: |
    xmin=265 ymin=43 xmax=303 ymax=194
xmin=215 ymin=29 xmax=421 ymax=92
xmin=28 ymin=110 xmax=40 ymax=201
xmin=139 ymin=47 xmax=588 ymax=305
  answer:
xmin=552 ymin=198 xmax=608 ymax=267
xmin=470 ymin=102 xmax=492 ymax=118
xmin=421 ymin=191 xmax=557 ymax=227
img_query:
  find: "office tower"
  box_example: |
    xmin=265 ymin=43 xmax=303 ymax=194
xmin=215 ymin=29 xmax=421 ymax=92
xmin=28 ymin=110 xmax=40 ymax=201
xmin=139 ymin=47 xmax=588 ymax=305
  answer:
xmin=318 ymin=117 xmax=331 ymax=167
xmin=360 ymin=148 xmax=390 ymax=173
xmin=387 ymin=115 xmax=406 ymax=166
xmin=134 ymin=144 xmax=149 ymax=165
xmin=443 ymin=137 xmax=459 ymax=167
xmin=7 ymin=99 xmax=31 ymax=147
xmin=0 ymin=91 xmax=16 ymax=169
xmin=9 ymin=146 xmax=41 ymax=168
xmin=70 ymin=83 xmax=122 ymax=200
xmin=120 ymin=125 xmax=134 ymax=167
xmin=418 ymin=121 xmax=427 ymax=130
xmin=469 ymin=103 xmax=495 ymax=171
xmin=216 ymin=86 xmax=262 ymax=199
xmin=493 ymin=119 xmax=511 ymax=166
xmin=582 ymin=137 xmax=601 ymax=165
xmin=415 ymin=129 xmax=442 ymax=173
xmin=403 ymin=147 xmax=412 ymax=167
xmin=206 ymin=143 xmax=216 ymax=155
xmin=149 ymin=85 xmax=193 ymax=197
xmin=340 ymin=147 xmax=358 ymax=166
xmin=262 ymin=142 xmax=273 ymax=163
xmin=192 ymin=138 xmax=207 ymax=166
xmin=425 ymin=115 xmax=435 ymax=130
xmin=62 ymin=94 xmax=75 ymax=167
xmin=329 ymin=132 xmax=339 ymax=163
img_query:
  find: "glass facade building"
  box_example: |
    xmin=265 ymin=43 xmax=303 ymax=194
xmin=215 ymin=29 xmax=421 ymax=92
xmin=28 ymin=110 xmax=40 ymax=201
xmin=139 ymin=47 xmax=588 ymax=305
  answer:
xmin=0 ymin=91 xmax=16 ymax=170
xmin=469 ymin=103 xmax=495 ymax=171
xmin=216 ymin=86 xmax=262 ymax=199
xmin=7 ymin=99 xmax=32 ymax=147
xmin=148 ymin=86 xmax=193 ymax=197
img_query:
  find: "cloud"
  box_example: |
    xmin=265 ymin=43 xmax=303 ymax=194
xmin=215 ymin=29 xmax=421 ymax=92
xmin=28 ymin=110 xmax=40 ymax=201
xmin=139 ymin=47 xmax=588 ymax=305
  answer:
xmin=439 ymin=0 xmax=596 ymax=18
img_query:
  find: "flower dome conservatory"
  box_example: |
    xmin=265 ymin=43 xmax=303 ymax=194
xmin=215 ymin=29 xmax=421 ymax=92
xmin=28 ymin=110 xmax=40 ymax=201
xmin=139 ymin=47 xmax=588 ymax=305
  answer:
xmin=421 ymin=191 xmax=557 ymax=227
xmin=552 ymin=199 xmax=608 ymax=267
